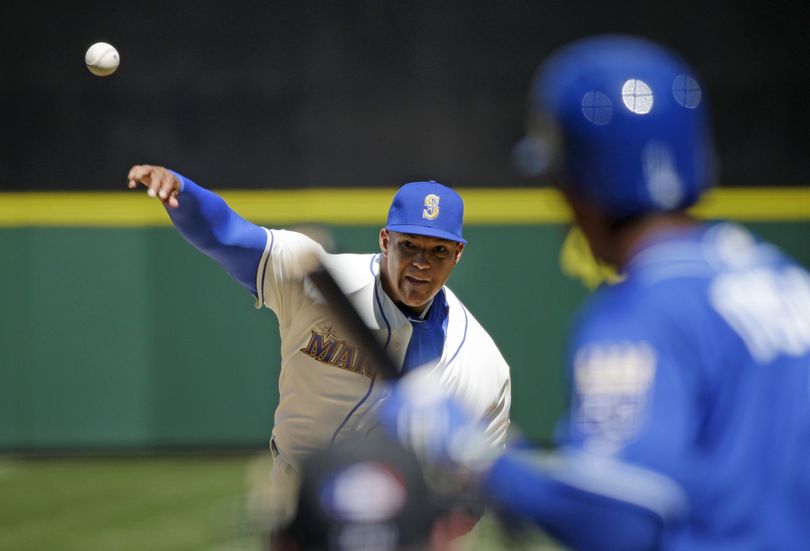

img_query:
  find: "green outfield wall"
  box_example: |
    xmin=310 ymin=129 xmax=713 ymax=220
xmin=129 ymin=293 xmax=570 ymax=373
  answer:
xmin=1 ymin=188 xmax=808 ymax=450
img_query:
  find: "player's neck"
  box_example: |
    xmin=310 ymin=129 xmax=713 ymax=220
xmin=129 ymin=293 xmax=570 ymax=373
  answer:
xmin=612 ymin=212 xmax=698 ymax=269
xmin=398 ymin=297 xmax=434 ymax=320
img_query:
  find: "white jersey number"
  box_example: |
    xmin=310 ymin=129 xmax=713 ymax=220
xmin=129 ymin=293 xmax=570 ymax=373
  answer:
xmin=710 ymin=267 xmax=810 ymax=364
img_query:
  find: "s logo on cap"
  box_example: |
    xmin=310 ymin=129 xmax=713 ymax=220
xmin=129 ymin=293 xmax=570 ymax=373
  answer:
xmin=422 ymin=194 xmax=440 ymax=220
xmin=386 ymin=181 xmax=466 ymax=243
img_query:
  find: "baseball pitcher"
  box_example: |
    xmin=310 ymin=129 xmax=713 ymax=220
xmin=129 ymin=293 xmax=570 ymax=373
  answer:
xmin=126 ymin=166 xmax=511 ymax=521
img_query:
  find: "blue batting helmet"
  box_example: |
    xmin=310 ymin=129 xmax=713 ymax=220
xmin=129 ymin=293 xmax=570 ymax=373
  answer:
xmin=515 ymin=35 xmax=715 ymax=219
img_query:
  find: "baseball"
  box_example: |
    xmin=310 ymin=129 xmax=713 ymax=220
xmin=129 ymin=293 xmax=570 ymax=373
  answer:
xmin=85 ymin=42 xmax=120 ymax=77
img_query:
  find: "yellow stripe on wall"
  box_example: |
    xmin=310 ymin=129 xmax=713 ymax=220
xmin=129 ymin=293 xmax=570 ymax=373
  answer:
xmin=691 ymin=188 xmax=810 ymax=220
xmin=0 ymin=187 xmax=807 ymax=227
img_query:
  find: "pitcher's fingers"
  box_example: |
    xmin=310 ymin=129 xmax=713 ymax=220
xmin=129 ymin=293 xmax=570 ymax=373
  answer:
xmin=157 ymin=171 xmax=177 ymax=200
xmin=166 ymin=191 xmax=180 ymax=209
xmin=128 ymin=165 xmax=155 ymax=189
xmin=160 ymin=170 xmax=178 ymax=199
xmin=146 ymin=167 xmax=166 ymax=198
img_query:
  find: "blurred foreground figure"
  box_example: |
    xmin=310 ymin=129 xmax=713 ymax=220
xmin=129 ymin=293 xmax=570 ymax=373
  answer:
xmin=385 ymin=35 xmax=810 ymax=549
xmin=270 ymin=435 xmax=458 ymax=551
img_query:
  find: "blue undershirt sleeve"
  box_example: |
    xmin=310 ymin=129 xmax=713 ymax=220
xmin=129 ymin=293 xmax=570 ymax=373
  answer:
xmin=166 ymin=171 xmax=267 ymax=296
xmin=484 ymin=450 xmax=664 ymax=551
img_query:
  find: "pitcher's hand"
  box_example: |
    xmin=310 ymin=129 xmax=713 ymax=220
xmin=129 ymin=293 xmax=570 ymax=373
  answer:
xmin=127 ymin=164 xmax=181 ymax=209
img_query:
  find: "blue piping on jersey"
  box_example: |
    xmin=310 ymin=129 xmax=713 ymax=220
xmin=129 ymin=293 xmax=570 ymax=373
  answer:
xmin=329 ymin=254 xmax=391 ymax=446
xmin=256 ymin=229 xmax=275 ymax=303
xmin=445 ymin=305 xmax=469 ymax=367
xmin=329 ymin=375 xmax=377 ymax=447
xmin=372 ymin=255 xmax=393 ymax=351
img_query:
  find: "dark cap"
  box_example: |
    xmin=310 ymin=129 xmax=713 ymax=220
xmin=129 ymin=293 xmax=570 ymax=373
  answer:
xmin=386 ymin=181 xmax=466 ymax=244
xmin=277 ymin=435 xmax=441 ymax=550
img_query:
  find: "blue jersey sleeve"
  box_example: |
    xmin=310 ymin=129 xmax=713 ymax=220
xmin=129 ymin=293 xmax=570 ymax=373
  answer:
xmin=484 ymin=449 xmax=665 ymax=550
xmin=166 ymin=171 xmax=267 ymax=296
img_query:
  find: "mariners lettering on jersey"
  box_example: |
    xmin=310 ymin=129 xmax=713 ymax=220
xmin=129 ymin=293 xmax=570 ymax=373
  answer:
xmin=710 ymin=266 xmax=810 ymax=364
xmin=300 ymin=324 xmax=374 ymax=377
xmin=422 ymin=194 xmax=440 ymax=220
xmin=572 ymin=341 xmax=657 ymax=455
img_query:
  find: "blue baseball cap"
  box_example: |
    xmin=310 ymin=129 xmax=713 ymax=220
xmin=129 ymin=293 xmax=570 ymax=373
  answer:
xmin=386 ymin=181 xmax=466 ymax=244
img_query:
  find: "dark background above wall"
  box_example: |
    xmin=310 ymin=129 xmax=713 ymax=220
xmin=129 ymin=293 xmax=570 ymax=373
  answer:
xmin=2 ymin=1 xmax=808 ymax=191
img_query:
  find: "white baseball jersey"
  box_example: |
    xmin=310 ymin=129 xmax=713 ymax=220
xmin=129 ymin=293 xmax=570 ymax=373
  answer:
xmin=256 ymin=228 xmax=511 ymax=470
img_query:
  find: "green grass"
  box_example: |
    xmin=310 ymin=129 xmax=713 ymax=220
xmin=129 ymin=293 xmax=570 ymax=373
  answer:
xmin=0 ymin=455 xmax=564 ymax=550
xmin=0 ymin=455 xmax=258 ymax=551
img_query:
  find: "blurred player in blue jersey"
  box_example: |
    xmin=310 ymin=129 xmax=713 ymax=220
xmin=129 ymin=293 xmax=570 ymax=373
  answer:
xmin=381 ymin=35 xmax=810 ymax=549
